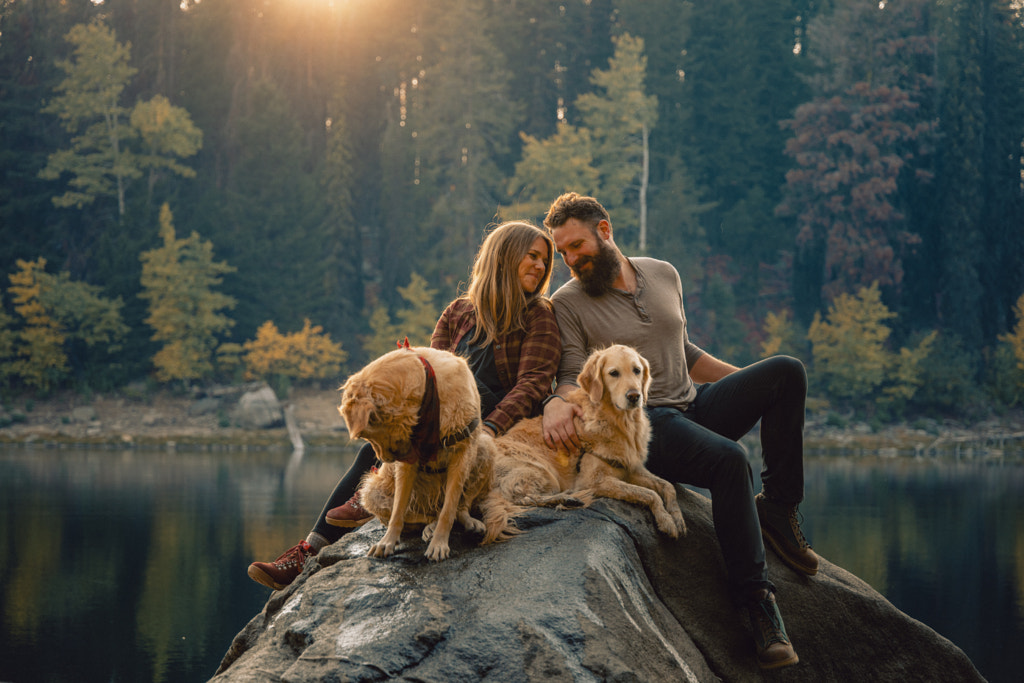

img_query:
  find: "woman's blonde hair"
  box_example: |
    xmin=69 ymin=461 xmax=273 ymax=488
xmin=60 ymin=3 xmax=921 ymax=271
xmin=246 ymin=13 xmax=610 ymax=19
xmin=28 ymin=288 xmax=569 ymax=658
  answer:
xmin=465 ymin=221 xmax=554 ymax=346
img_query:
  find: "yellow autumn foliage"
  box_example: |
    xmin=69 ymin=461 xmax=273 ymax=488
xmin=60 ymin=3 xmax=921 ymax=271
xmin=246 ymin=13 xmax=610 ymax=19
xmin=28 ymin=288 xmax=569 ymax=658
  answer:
xmin=760 ymin=309 xmax=805 ymax=360
xmin=139 ymin=204 xmax=235 ymax=383
xmin=999 ymin=292 xmax=1024 ymax=373
xmin=5 ymin=258 xmax=127 ymax=391
xmin=242 ymin=319 xmax=346 ymax=382
xmin=7 ymin=259 xmax=68 ymax=390
xmin=808 ymin=282 xmax=935 ymax=409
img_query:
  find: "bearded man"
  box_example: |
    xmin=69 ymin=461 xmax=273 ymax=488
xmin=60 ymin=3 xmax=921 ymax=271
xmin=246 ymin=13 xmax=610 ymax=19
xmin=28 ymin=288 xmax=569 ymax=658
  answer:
xmin=540 ymin=192 xmax=817 ymax=670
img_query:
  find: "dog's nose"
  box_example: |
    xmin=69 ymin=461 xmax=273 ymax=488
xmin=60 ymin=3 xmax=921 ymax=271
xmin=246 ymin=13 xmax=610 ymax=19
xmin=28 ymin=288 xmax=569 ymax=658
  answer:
xmin=626 ymin=389 xmax=641 ymax=406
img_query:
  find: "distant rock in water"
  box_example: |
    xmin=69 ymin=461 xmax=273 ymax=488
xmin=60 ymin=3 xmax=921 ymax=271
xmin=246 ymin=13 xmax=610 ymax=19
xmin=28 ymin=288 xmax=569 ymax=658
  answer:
xmin=211 ymin=490 xmax=985 ymax=682
xmin=230 ymin=384 xmax=284 ymax=429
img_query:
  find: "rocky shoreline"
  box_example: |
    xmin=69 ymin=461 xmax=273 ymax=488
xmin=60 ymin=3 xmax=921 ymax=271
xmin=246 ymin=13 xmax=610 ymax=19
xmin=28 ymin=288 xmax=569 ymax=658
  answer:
xmin=2 ymin=385 xmax=1023 ymax=459
xmin=0 ymin=385 xmax=350 ymax=450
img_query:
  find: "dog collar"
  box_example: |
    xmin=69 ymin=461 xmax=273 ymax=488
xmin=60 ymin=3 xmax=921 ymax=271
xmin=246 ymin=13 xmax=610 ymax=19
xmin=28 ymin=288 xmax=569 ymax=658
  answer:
xmin=442 ymin=417 xmax=480 ymax=448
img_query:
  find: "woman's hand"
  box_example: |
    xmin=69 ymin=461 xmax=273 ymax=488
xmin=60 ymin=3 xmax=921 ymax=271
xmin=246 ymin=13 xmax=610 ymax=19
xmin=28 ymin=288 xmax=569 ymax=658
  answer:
xmin=542 ymin=394 xmax=582 ymax=451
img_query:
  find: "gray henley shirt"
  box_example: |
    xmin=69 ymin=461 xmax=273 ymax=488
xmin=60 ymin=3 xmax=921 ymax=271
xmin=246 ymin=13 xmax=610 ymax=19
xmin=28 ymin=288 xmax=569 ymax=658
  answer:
xmin=550 ymin=257 xmax=705 ymax=410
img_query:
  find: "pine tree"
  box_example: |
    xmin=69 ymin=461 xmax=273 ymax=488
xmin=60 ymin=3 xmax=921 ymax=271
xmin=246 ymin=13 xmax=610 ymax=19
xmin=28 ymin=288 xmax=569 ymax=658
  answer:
xmin=394 ymin=272 xmax=439 ymax=345
xmin=506 ymin=124 xmax=600 ymax=219
xmin=505 ymin=32 xmax=659 ymax=246
xmin=0 ymin=307 xmax=15 ymax=390
xmin=139 ymin=204 xmax=236 ymax=384
xmin=38 ymin=20 xmax=139 ymax=216
xmin=575 ymin=33 xmax=658 ymax=250
xmin=361 ymin=272 xmax=439 ymax=358
xmin=38 ymin=20 xmax=202 ymax=218
xmin=781 ymin=0 xmax=937 ymax=316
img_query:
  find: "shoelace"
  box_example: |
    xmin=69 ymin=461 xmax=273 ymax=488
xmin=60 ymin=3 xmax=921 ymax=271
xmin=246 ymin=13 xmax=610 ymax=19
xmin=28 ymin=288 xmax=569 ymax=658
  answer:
xmin=787 ymin=507 xmax=810 ymax=549
xmin=752 ymin=597 xmax=790 ymax=646
xmin=275 ymin=541 xmax=313 ymax=568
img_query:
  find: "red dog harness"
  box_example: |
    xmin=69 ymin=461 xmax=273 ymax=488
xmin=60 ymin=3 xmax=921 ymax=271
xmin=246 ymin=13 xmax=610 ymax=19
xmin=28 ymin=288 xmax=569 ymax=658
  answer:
xmin=395 ymin=338 xmax=479 ymax=467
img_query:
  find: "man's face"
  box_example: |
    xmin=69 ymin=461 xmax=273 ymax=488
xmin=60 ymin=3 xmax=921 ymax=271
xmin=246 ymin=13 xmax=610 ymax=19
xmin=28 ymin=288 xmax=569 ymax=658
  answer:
xmin=552 ymin=218 xmax=620 ymax=297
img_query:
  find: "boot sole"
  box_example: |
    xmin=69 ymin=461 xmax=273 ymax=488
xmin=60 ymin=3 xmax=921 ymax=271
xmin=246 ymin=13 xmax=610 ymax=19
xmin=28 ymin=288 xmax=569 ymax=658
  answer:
xmin=758 ymin=651 xmax=800 ymax=670
xmin=247 ymin=564 xmax=288 ymax=591
xmin=760 ymin=525 xmax=819 ymax=576
xmin=325 ymin=516 xmax=373 ymax=528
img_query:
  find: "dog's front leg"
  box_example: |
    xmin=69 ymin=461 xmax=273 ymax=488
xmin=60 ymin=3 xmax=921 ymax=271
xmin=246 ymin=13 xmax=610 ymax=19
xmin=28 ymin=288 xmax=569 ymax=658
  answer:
xmin=627 ymin=467 xmax=687 ymax=537
xmin=424 ymin=451 xmax=472 ymax=561
xmin=369 ymin=462 xmax=417 ymax=558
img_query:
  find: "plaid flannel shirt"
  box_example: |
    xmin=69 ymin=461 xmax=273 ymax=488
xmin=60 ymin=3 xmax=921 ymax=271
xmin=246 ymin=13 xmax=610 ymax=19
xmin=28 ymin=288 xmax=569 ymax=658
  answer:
xmin=431 ymin=297 xmax=560 ymax=436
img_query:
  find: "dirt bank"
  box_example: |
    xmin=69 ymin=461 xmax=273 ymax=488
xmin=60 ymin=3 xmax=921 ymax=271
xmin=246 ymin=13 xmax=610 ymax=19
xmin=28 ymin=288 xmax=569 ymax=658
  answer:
xmin=0 ymin=386 xmax=350 ymax=449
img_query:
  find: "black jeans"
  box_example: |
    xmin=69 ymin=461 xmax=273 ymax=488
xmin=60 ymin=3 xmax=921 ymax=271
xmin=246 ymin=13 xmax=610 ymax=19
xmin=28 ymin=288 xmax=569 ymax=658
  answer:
xmin=311 ymin=442 xmax=379 ymax=543
xmin=645 ymin=355 xmax=807 ymax=600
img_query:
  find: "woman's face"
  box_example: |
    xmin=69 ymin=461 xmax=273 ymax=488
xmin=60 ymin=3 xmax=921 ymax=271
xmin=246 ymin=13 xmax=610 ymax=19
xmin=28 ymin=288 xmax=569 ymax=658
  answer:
xmin=517 ymin=236 xmax=550 ymax=294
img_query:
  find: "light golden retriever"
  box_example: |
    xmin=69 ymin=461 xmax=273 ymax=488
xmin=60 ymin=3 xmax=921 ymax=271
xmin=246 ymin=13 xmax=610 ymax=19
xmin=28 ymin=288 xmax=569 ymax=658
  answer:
xmin=484 ymin=344 xmax=685 ymax=539
xmin=339 ymin=345 xmax=511 ymax=561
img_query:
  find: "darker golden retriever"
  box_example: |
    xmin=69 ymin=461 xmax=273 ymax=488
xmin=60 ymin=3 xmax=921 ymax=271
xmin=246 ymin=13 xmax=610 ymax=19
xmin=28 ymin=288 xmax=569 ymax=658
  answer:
xmin=339 ymin=344 xmax=512 ymax=561
xmin=483 ymin=344 xmax=685 ymax=539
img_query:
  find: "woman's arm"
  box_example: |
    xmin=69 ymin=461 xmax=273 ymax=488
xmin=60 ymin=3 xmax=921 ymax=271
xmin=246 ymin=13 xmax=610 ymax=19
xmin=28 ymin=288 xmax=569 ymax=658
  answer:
xmin=483 ymin=301 xmax=560 ymax=436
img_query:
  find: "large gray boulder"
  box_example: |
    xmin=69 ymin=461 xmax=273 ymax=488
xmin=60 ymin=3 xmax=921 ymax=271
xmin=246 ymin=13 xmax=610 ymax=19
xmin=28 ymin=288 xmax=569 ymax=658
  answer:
xmin=212 ymin=489 xmax=984 ymax=682
xmin=231 ymin=384 xmax=284 ymax=429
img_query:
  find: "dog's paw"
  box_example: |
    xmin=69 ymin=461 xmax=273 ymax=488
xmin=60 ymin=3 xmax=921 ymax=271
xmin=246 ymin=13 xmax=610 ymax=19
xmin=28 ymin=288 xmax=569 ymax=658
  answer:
xmin=654 ymin=511 xmax=680 ymax=539
xmin=556 ymin=496 xmax=588 ymax=509
xmin=424 ymin=540 xmax=451 ymax=562
xmin=670 ymin=507 xmax=687 ymax=536
xmin=368 ymin=538 xmax=398 ymax=558
xmin=422 ymin=521 xmax=437 ymax=543
xmin=462 ymin=516 xmax=486 ymax=535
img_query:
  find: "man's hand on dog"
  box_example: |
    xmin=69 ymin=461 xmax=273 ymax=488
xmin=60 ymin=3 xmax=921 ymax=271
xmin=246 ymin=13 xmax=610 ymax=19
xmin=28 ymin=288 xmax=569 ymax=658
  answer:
xmin=542 ymin=391 xmax=583 ymax=452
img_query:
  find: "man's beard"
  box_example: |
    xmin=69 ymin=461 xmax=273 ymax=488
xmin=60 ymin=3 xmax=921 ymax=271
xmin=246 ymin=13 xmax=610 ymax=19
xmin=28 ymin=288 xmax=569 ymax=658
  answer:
xmin=571 ymin=239 xmax=621 ymax=297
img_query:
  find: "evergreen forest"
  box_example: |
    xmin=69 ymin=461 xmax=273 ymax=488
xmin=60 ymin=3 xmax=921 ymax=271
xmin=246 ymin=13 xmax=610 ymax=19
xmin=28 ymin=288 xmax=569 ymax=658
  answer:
xmin=2 ymin=0 xmax=1024 ymax=420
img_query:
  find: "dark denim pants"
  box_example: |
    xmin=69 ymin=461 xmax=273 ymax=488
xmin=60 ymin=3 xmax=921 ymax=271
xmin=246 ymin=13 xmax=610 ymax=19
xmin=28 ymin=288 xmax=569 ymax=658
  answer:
xmin=645 ymin=355 xmax=807 ymax=599
xmin=312 ymin=442 xmax=378 ymax=543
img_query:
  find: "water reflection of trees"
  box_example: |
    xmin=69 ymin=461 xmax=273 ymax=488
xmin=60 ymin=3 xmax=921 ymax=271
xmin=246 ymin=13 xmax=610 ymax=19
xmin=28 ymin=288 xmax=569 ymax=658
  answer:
xmin=1 ymin=447 xmax=1020 ymax=682
xmin=800 ymin=456 xmax=1024 ymax=675
xmin=0 ymin=446 xmax=359 ymax=683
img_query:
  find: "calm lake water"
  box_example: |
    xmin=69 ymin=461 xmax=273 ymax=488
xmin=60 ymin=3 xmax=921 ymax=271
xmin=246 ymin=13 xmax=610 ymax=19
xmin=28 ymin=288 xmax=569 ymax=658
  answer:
xmin=0 ymin=443 xmax=1020 ymax=683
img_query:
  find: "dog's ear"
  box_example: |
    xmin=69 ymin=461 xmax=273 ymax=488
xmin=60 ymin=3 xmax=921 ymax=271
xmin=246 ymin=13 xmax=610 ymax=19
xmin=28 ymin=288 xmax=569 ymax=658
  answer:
xmin=339 ymin=381 xmax=374 ymax=436
xmin=339 ymin=398 xmax=372 ymax=436
xmin=578 ymin=351 xmax=605 ymax=404
xmin=639 ymin=353 xmax=652 ymax=402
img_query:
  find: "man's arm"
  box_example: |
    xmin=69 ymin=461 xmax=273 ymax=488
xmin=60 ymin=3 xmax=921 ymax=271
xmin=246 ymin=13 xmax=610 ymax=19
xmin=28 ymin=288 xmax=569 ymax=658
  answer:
xmin=689 ymin=353 xmax=740 ymax=383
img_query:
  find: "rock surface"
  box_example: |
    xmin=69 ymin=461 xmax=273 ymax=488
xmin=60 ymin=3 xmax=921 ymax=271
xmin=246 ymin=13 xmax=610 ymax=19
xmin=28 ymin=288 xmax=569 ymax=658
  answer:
xmin=211 ymin=489 xmax=984 ymax=682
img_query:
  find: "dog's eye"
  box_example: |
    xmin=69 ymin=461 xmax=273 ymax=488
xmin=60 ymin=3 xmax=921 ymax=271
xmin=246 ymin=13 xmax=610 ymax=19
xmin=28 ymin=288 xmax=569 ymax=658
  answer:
xmin=608 ymin=369 xmax=620 ymax=377
xmin=633 ymin=366 xmax=642 ymax=375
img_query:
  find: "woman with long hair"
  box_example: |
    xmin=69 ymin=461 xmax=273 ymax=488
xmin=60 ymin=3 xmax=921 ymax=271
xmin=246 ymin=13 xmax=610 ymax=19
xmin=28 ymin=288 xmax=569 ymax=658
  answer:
xmin=248 ymin=221 xmax=560 ymax=590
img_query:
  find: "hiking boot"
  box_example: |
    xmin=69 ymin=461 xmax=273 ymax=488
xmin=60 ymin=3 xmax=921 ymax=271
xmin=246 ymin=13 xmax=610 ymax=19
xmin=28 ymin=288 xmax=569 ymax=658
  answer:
xmin=247 ymin=540 xmax=316 ymax=590
xmin=326 ymin=490 xmax=373 ymax=528
xmin=747 ymin=589 xmax=799 ymax=670
xmin=756 ymin=493 xmax=819 ymax=576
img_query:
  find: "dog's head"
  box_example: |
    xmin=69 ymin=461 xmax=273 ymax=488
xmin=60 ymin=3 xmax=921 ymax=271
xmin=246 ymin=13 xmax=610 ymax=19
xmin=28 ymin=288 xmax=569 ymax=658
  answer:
xmin=577 ymin=345 xmax=651 ymax=411
xmin=338 ymin=350 xmax=423 ymax=462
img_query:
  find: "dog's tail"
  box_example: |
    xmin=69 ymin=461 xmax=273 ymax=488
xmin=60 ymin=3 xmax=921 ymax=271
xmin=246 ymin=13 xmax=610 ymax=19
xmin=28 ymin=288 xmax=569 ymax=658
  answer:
xmin=479 ymin=490 xmax=527 ymax=544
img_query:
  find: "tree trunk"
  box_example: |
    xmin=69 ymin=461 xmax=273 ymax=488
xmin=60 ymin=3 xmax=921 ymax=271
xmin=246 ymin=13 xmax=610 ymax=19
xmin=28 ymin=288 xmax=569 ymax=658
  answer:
xmin=639 ymin=123 xmax=650 ymax=252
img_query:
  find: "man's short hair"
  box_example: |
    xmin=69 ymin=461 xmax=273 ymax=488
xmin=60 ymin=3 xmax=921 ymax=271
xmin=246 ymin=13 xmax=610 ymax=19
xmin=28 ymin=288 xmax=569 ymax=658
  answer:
xmin=543 ymin=192 xmax=610 ymax=231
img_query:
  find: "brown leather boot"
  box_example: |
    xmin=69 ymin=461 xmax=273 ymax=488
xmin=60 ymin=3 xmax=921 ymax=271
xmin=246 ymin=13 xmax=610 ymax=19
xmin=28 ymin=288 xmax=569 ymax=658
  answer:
xmin=326 ymin=490 xmax=373 ymax=528
xmin=747 ymin=589 xmax=799 ymax=669
xmin=247 ymin=540 xmax=316 ymax=590
xmin=756 ymin=493 xmax=819 ymax=576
